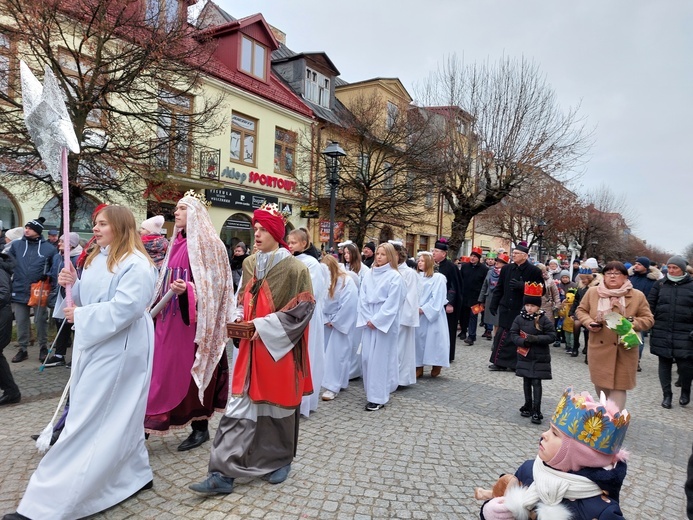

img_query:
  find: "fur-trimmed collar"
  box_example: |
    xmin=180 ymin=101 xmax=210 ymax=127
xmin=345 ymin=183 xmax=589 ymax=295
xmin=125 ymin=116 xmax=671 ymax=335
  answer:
xmin=577 ymin=273 xmax=602 ymax=289
xmin=628 ymin=265 xmax=662 ymax=281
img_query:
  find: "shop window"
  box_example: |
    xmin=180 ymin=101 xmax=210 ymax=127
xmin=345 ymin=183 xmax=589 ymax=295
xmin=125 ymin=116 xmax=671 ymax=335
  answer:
xmin=230 ymin=112 xmax=257 ymax=166
xmin=419 ymin=235 xmax=429 ymax=252
xmin=221 ymin=212 xmax=253 ymax=252
xmin=274 ymin=127 xmax=296 ymax=175
xmin=0 ymin=189 xmax=20 ymax=229
xmin=406 ymin=233 xmax=415 ymax=258
xmin=39 ymin=194 xmax=99 ymax=234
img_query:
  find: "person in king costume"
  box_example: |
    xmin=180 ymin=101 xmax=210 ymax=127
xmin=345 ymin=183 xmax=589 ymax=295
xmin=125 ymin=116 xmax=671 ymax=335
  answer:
xmin=189 ymin=203 xmax=315 ymax=494
xmin=6 ymin=206 xmax=157 ymax=520
xmin=144 ymin=191 xmax=234 ymax=452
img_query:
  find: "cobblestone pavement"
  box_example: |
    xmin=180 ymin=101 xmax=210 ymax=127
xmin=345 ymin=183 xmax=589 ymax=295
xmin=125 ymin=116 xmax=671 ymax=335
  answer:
xmin=1 ymin=336 xmax=689 ymax=519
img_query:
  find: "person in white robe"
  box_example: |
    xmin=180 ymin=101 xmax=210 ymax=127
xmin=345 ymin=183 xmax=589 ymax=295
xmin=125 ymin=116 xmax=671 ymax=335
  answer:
xmin=356 ymin=243 xmax=404 ymax=411
xmin=288 ymin=229 xmax=327 ymax=418
xmin=391 ymin=242 xmax=420 ymax=387
xmin=343 ymin=243 xmax=369 ymax=380
xmin=10 ymin=206 xmax=157 ymax=520
xmin=415 ymin=252 xmax=450 ymax=377
xmin=320 ymin=255 xmax=358 ymax=400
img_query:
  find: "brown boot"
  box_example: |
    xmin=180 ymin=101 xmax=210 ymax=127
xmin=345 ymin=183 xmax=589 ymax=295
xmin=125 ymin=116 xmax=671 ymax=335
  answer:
xmin=431 ymin=366 xmax=442 ymax=378
xmin=416 ymin=367 xmax=424 ymax=378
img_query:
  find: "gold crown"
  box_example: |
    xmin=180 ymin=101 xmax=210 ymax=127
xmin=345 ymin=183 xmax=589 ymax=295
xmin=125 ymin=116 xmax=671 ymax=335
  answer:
xmin=257 ymin=201 xmax=290 ymax=222
xmin=183 ymin=190 xmax=211 ymax=208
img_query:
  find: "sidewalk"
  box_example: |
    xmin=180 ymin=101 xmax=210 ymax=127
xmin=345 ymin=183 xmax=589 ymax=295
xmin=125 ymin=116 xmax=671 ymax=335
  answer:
xmin=0 ymin=338 xmax=689 ymax=519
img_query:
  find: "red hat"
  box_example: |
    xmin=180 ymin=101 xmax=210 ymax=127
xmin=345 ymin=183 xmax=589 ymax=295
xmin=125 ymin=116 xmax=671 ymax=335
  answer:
xmin=471 ymin=246 xmax=483 ymax=258
xmin=496 ymin=253 xmax=510 ymax=264
xmin=252 ymin=203 xmax=289 ymax=249
xmin=523 ymin=281 xmax=544 ymax=306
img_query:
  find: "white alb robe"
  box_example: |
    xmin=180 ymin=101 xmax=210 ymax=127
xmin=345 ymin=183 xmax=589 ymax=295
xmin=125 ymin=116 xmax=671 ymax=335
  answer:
xmin=397 ymin=263 xmax=420 ymax=386
xmin=18 ymin=250 xmax=157 ymax=520
xmin=322 ymin=274 xmax=358 ymax=394
xmin=347 ymin=265 xmax=368 ymax=379
xmin=357 ymin=264 xmax=404 ymax=405
xmin=415 ymin=272 xmax=450 ymax=367
xmin=299 ymin=253 xmax=327 ymax=417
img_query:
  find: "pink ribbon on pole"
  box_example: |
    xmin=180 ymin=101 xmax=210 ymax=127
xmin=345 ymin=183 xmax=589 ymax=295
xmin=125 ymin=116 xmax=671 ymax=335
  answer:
xmin=61 ymin=147 xmax=73 ymax=306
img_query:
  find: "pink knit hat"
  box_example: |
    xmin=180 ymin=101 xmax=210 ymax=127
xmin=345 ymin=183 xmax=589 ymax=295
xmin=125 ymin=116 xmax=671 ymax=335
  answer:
xmin=141 ymin=215 xmax=165 ymax=235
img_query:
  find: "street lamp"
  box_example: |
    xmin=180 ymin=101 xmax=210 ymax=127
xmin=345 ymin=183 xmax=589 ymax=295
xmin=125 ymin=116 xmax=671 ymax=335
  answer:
xmin=321 ymin=141 xmax=346 ymax=252
xmin=536 ymin=218 xmax=546 ymax=263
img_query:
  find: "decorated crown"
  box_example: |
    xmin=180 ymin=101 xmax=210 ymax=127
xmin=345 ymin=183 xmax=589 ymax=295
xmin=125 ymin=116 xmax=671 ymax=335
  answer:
xmin=487 ymin=252 xmax=498 ymax=259
xmin=256 ymin=202 xmax=289 ymax=222
xmin=471 ymin=246 xmax=483 ymax=257
xmin=578 ymin=266 xmax=594 ymax=275
xmin=183 ymin=190 xmax=211 ymax=208
xmin=551 ymin=387 xmax=630 ymax=455
xmin=524 ymin=281 xmax=543 ymax=298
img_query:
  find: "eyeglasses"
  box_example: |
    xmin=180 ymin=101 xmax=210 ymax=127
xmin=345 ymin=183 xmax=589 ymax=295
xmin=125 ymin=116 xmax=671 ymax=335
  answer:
xmin=603 ymin=272 xmax=623 ymax=277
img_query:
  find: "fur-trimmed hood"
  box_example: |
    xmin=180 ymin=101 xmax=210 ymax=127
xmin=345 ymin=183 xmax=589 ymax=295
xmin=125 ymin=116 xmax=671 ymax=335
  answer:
xmin=576 ymin=273 xmax=602 ymax=289
xmin=628 ymin=265 xmax=662 ymax=281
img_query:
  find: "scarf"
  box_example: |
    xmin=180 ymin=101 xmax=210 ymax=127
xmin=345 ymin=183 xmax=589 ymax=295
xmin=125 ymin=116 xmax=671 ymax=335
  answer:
xmin=595 ymin=280 xmax=632 ymax=322
xmin=152 ymin=195 xmax=235 ymax=403
xmin=504 ymin=456 xmax=603 ymax=519
xmin=667 ymin=273 xmax=686 ymax=283
xmin=489 ymin=265 xmax=501 ymax=290
xmin=520 ymin=308 xmax=544 ymax=320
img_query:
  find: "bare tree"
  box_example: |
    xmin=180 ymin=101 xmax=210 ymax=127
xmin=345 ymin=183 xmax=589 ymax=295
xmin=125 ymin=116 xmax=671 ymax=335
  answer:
xmin=415 ymin=55 xmax=593 ymax=256
xmin=0 ymin=0 xmax=225 ymax=225
xmin=298 ymin=91 xmax=444 ymax=248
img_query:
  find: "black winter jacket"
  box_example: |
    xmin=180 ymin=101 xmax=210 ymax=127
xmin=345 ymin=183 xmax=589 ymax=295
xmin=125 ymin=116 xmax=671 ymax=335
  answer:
xmin=0 ymin=252 xmax=14 ymax=309
xmin=459 ymin=261 xmax=489 ymax=307
xmin=509 ymin=311 xmax=556 ymax=380
xmin=648 ymin=274 xmax=693 ymax=359
xmin=490 ymin=261 xmax=544 ymax=328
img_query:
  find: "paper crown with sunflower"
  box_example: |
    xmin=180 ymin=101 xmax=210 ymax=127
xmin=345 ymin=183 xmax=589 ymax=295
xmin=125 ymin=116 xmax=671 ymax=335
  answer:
xmin=551 ymin=387 xmax=630 ymax=455
xmin=255 ymin=201 xmax=290 ymax=222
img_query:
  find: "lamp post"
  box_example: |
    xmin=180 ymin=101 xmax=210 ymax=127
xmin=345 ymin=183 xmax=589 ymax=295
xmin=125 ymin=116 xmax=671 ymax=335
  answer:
xmin=321 ymin=141 xmax=346 ymax=253
xmin=536 ymin=218 xmax=546 ymax=264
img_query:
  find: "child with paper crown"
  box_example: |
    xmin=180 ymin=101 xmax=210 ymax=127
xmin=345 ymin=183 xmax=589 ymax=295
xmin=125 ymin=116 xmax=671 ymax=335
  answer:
xmin=480 ymin=387 xmax=630 ymax=520
xmin=509 ymin=282 xmax=556 ymax=424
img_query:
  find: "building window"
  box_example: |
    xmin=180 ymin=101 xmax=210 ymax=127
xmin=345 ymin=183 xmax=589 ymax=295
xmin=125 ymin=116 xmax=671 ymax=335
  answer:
xmin=383 ymin=162 xmax=393 ymax=190
xmin=145 ymin=0 xmax=181 ymax=29
xmin=230 ymin=112 xmax=257 ymax=166
xmin=419 ymin=235 xmax=429 ymax=252
xmin=0 ymin=30 xmax=15 ymax=98
xmin=39 ymin=194 xmax=98 ymax=234
xmin=406 ymin=171 xmax=415 ymax=199
xmin=406 ymin=233 xmax=415 ymax=258
xmin=305 ymin=67 xmax=330 ymax=108
xmin=357 ymin=153 xmax=370 ymax=181
xmin=57 ymin=49 xmax=106 ymax=127
xmin=0 ymin=188 xmax=19 ymax=229
xmin=240 ymin=35 xmax=266 ymax=80
xmin=274 ymin=127 xmax=296 ymax=175
xmin=157 ymin=87 xmax=192 ymax=174
xmin=386 ymin=101 xmax=399 ymax=130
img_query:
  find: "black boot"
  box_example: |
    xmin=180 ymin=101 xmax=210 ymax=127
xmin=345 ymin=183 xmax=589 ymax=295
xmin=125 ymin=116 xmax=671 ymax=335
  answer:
xmin=662 ymin=392 xmax=673 ymax=409
xmin=530 ymin=380 xmax=543 ymax=424
xmin=680 ymin=388 xmax=690 ymax=406
xmin=520 ymin=378 xmax=532 ymax=417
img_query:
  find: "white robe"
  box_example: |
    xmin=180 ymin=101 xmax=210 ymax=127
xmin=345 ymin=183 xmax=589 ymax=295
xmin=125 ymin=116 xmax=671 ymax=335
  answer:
xmin=397 ymin=263 xmax=420 ymax=386
xmin=357 ymin=264 xmax=404 ymax=405
xmin=346 ymin=265 xmax=368 ymax=379
xmin=415 ymin=272 xmax=450 ymax=367
xmin=322 ymin=275 xmax=358 ymax=394
xmin=299 ymin=253 xmax=327 ymax=417
xmin=18 ymin=250 xmax=157 ymax=520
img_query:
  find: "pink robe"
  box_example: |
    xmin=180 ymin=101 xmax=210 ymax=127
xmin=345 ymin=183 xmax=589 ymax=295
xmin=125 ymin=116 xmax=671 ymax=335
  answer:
xmin=145 ymin=234 xmax=228 ymax=433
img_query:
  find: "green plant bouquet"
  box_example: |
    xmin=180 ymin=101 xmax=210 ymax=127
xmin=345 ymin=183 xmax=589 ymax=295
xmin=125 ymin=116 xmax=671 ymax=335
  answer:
xmin=604 ymin=312 xmax=642 ymax=350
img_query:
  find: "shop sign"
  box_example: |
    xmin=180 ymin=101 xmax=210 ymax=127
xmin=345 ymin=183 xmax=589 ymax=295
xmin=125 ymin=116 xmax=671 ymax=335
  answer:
xmin=319 ymin=220 xmax=344 ymax=243
xmin=220 ymin=166 xmax=298 ymax=193
xmin=205 ymin=188 xmax=277 ymax=211
xmin=300 ymin=205 xmax=319 ymax=218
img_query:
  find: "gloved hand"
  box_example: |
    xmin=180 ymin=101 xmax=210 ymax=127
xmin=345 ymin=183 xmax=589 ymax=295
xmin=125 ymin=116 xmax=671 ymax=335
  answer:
xmin=523 ymin=334 xmax=537 ymax=344
xmin=509 ymin=279 xmax=523 ymax=290
xmin=482 ymin=497 xmax=514 ymax=520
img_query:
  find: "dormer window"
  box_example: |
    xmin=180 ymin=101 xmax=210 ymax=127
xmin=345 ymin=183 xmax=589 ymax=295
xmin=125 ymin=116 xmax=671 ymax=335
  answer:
xmin=240 ymin=35 xmax=266 ymax=80
xmin=305 ymin=67 xmax=330 ymax=108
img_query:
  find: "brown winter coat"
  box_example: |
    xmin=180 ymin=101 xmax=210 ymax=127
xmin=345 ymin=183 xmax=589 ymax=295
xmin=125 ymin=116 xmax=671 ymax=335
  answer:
xmin=576 ymin=285 xmax=654 ymax=390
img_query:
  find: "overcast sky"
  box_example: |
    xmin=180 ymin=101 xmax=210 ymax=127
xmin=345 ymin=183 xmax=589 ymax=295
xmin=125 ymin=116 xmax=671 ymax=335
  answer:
xmin=215 ymin=0 xmax=692 ymax=255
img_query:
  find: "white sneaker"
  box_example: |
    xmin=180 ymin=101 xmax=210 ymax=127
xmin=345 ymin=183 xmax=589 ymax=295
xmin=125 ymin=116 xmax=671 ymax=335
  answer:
xmin=321 ymin=390 xmax=337 ymax=401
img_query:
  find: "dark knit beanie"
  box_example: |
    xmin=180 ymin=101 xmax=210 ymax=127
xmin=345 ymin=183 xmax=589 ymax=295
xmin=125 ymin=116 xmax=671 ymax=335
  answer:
xmin=25 ymin=217 xmax=45 ymax=235
xmin=363 ymin=242 xmax=376 ymax=254
xmin=635 ymin=256 xmax=650 ymax=269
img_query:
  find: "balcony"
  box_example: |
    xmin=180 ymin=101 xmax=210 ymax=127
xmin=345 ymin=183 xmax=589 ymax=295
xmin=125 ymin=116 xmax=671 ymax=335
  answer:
xmin=150 ymin=138 xmax=222 ymax=189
